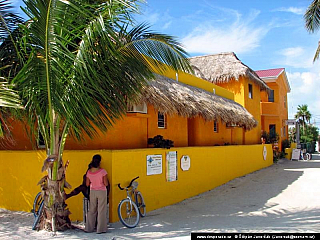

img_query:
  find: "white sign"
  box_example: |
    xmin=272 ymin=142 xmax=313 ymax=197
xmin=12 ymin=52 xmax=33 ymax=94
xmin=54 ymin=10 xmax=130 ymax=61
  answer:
xmin=181 ymin=155 xmax=191 ymax=171
xmin=147 ymin=155 xmax=162 ymax=175
xmin=263 ymin=146 xmax=267 ymax=161
xmin=166 ymin=151 xmax=177 ymax=182
xmin=291 ymin=149 xmax=301 ymax=161
xmin=286 ymin=119 xmax=296 ymax=125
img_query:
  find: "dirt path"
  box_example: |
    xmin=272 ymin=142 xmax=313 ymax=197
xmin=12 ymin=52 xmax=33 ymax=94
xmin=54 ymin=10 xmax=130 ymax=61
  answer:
xmin=1 ymin=157 xmax=320 ymax=239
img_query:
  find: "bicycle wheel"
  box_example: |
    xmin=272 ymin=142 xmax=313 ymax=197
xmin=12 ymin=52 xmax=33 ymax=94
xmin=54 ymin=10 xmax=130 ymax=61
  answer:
xmin=32 ymin=201 xmax=44 ymax=230
xmin=135 ymin=191 xmax=146 ymax=217
xmin=118 ymin=199 xmax=139 ymax=228
xmin=32 ymin=192 xmax=43 ymax=218
xmin=306 ymin=153 xmax=312 ymax=160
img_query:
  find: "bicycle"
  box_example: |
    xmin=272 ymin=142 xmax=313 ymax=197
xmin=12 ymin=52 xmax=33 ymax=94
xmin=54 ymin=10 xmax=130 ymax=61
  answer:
xmin=31 ymin=192 xmax=44 ymax=230
xmin=301 ymin=149 xmax=312 ymax=161
xmin=117 ymin=176 xmax=146 ymax=228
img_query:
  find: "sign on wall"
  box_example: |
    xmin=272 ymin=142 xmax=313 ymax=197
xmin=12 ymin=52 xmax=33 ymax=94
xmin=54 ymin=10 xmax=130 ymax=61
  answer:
xmin=263 ymin=146 xmax=267 ymax=161
xmin=181 ymin=155 xmax=191 ymax=171
xmin=166 ymin=151 xmax=177 ymax=182
xmin=146 ymin=155 xmax=163 ymax=175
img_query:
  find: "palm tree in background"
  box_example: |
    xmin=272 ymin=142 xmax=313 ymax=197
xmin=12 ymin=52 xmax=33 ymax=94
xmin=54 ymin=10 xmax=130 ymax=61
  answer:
xmin=305 ymin=0 xmax=320 ymax=61
xmin=0 ymin=0 xmax=23 ymax=138
xmin=2 ymin=0 xmax=192 ymax=231
xmin=294 ymin=104 xmax=312 ymax=132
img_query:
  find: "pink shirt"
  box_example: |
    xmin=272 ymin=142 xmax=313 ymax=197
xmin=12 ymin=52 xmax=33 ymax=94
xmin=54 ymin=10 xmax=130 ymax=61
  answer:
xmin=86 ymin=168 xmax=107 ymax=191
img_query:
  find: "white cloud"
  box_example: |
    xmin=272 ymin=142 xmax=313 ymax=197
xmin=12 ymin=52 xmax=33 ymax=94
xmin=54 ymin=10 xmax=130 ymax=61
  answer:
xmin=287 ymin=70 xmax=320 ymax=120
xmin=274 ymin=7 xmax=305 ymax=15
xmin=145 ymin=13 xmax=160 ymax=25
xmin=162 ymin=21 xmax=172 ymax=30
xmin=277 ymin=47 xmax=314 ymax=68
xmin=181 ymin=10 xmax=268 ymax=54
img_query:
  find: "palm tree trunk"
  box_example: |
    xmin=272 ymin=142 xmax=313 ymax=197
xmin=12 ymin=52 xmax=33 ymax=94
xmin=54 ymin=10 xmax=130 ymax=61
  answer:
xmin=37 ymin=123 xmax=72 ymax=231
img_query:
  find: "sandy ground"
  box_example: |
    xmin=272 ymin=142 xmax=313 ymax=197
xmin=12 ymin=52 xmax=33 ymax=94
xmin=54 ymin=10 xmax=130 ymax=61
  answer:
xmin=1 ymin=155 xmax=320 ymax=239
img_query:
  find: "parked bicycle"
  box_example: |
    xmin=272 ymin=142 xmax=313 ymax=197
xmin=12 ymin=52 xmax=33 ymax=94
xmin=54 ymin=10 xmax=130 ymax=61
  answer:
xmin=31 ymin=192 xmax=44 ymax=230
xmin=301 ymin=149 xmax=312 ymax=160
xmin=117 ymin=176 xmax=146 ymax=228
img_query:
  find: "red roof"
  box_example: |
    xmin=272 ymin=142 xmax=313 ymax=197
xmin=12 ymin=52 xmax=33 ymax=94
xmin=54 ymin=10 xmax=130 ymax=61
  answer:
xmin=255 ymin=68 xmax=284 ymax=78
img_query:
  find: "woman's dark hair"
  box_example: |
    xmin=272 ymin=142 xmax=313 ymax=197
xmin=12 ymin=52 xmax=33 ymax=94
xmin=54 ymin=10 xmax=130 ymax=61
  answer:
xmin=91 ymin=154 xmax=101 ymax=168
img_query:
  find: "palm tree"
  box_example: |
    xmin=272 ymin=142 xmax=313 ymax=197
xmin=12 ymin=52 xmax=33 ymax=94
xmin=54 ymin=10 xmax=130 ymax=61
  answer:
xmin=294 ymin=104 xmax=312 ymax=133
xmin=0 ymin=0 xmax=23 ymax=138
xmin=305 ymin=0 xmax=320 ymax=61
xmin=10 ymin=0 xmax=192 ymax=231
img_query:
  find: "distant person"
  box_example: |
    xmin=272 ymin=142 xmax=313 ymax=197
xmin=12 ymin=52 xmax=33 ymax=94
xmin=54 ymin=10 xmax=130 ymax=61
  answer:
xmin=85 ymin=154 xmax=109 ymax=234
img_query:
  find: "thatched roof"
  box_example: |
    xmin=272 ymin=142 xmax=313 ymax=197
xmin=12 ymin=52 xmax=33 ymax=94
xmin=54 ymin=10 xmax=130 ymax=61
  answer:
xmin=189 ymin=52 xmax=270 ymax=91
xmin=138 ymin=74 xmax=257 ymax=130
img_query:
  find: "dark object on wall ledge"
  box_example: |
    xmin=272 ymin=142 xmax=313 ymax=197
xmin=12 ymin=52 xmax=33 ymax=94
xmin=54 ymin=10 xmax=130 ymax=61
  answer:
xmin=148 ymin=135 xmax=174 ymax=149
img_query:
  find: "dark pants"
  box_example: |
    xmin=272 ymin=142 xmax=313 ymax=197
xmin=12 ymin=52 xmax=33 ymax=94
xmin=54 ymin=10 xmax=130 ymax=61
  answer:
xmin=66 ymin=184 xmax=89 ymax=199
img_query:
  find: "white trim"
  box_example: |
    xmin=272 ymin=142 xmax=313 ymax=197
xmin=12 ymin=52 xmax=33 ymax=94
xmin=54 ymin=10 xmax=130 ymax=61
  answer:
xmin=127 ymin=102 xmax=148 ymax=114
xmin=258 ymin=69 xmax=291 ymax=93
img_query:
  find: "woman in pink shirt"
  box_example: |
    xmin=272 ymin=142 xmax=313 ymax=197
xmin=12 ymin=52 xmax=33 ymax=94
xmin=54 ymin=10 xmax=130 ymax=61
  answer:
xmin=85 ymin=154 xmax=108 ymax=233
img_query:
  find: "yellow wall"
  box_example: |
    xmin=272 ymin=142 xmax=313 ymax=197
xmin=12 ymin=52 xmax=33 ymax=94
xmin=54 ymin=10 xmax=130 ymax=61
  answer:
xmin=0 ymin=144 xmax=273 ymax=222
xmin=160 ymin=68 xmax=234 ymax=101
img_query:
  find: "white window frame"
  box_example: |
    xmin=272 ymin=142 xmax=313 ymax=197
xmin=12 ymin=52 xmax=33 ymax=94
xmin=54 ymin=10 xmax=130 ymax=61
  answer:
xmin=213 ymin=120 xmax=219 ymax=133
xmin=248 ymin=84 xmax=253 ymax=99
xmin=127 ymin=102 xmax=147 ymax=114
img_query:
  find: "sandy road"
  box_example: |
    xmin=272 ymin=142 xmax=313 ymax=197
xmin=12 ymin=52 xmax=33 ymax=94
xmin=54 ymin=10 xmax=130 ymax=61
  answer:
xmin=1 ymin=156 xmax=320 ymax=239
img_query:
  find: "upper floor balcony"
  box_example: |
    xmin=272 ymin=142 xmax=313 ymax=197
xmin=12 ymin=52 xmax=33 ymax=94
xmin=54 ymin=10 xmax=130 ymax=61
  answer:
xmin=260 ymin=102 xmax=279 ymax=116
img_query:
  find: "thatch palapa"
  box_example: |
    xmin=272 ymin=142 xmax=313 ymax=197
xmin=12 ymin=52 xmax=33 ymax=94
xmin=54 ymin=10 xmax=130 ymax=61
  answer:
xmin=189 ymin=52 xmax=270 ymax=91
xmin=138 ymin=74 xmax=257 ymax=130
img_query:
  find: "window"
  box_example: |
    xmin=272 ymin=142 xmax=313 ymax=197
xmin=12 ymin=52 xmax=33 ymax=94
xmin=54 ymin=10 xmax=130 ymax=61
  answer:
xmin=127 ymin=102 xmax=147 ymax=114
xmin=268 ymin=90 xmax=274 ymax=102
xmin=248 ymin=84 xmax=253 ymax=99
xmin=213 ymin=120 xmax=219 ymax=132
xmin=269 ymin=124 xmax=276 ymax=139
xmin=158 ymin=112 xmax=166 ymax=128
xmin=283 ymin=126 xmax=286 ymax=137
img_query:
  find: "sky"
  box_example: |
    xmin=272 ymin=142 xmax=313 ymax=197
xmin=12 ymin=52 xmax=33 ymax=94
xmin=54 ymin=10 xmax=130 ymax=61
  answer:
xmin=13 ymin=0 xmax=320 ymax=127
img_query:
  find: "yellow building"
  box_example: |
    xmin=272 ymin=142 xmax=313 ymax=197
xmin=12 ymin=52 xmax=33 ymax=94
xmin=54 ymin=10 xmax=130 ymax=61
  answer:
xmin=189 ymin=52 xmax=270 ymax=145
xmin=256 ymin=68 xmax=291 ymax=150
xmin=0 ymin=54 xmax=277 ymax=223
xmin=0 ymin=71 xmax=257 ymax=150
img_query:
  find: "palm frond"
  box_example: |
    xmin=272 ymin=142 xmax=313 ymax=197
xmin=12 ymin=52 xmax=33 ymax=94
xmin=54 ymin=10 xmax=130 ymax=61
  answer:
xmin=305 ymin=0 xmax=320 ymax=33
xmin=120 ymin=23 xmax=192 ymax=73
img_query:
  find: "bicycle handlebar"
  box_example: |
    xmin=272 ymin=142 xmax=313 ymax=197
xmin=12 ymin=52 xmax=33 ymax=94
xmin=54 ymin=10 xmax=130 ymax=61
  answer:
xmin=117 ymin=176 xmax=139 ymax=190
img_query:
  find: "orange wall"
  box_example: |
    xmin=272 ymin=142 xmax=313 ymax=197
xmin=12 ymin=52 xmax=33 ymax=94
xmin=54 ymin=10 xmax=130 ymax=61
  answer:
xmin=188 ymin=117 xmax=232 ymax=146
xmin=147 ymin=105 xmax=188 ymax=147
xmin=65 ymin=114 xmax=148 ymax=150
xmin=260 ymin=72 xmax=289 ymax=150
xmin=216 ymin=77 xmax=261 ymax=145
xmin=243 ymin=78 xmax=262 ymax=145
xmin=0 ymin=119 xmax=33 ymax=150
